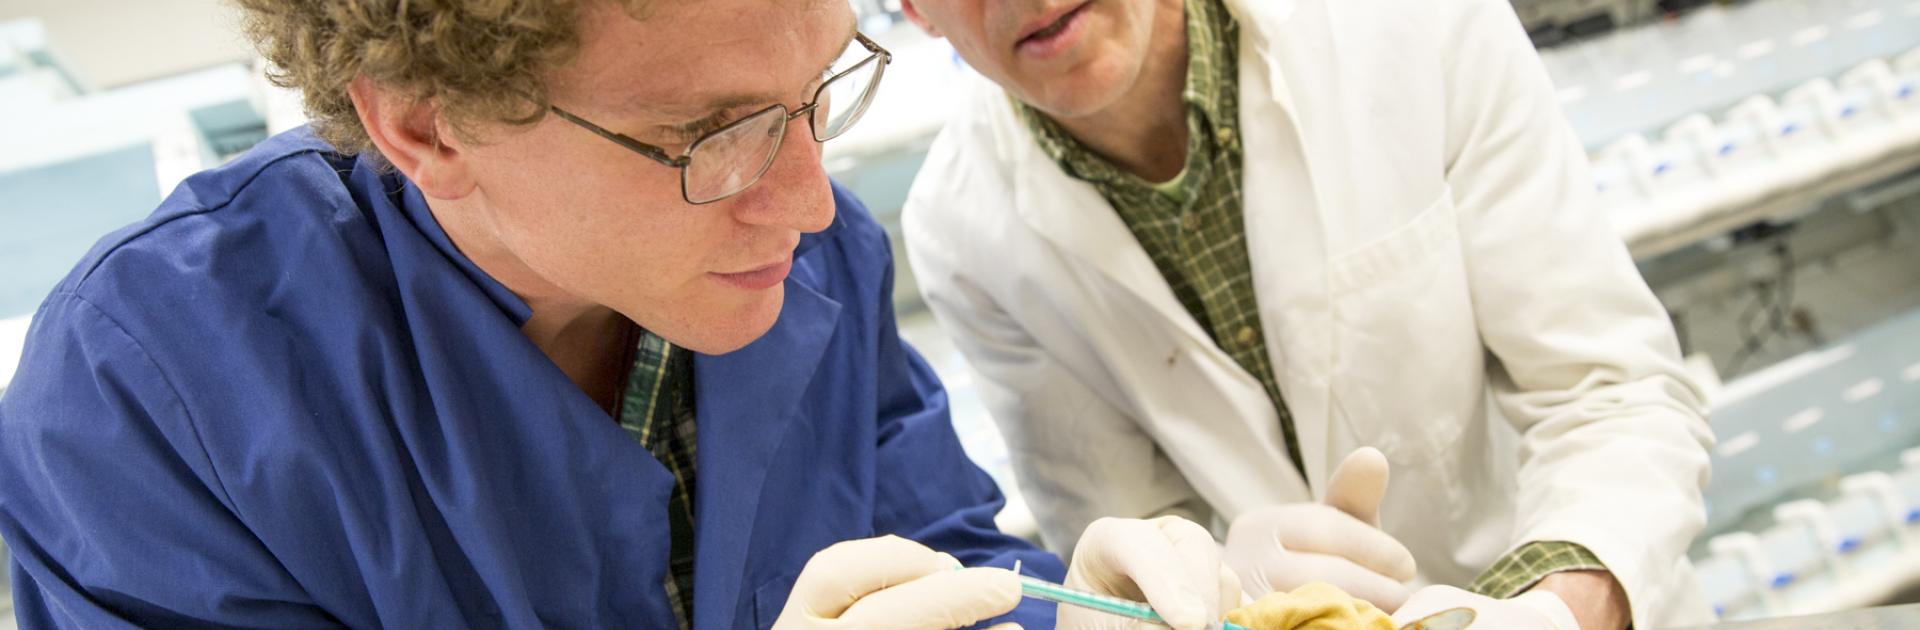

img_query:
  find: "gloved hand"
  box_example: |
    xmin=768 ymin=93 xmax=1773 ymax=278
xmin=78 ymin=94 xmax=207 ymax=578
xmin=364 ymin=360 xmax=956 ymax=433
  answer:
xmin=1060 ymin=516 xmax=1243 ymax=630
xmin=1224 ymin=448 xmax=1418 ymax=611
xmin=1389 ymin=585 xmax=1577 ymax=629
xmin=772 ymin=535 xmax=1023 ymax=630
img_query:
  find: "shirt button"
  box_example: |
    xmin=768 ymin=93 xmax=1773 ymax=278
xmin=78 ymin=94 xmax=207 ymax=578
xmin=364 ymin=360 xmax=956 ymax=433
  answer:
xmin=1236 ymin=326 xmax=1257 ymax=345
xmin=1216 ymin=126 xmax=1238 ymax=148
xmin=1181 ymin=212 xmax=1202 ymax=231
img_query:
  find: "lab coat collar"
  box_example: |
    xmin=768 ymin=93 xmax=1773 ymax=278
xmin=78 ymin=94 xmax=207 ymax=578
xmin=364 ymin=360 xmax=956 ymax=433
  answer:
xmin=984 ymin=95 xmax=1219 ymax=354
xmin=1221 ymin=0 xmax=1302 ymax=116
xmin=1221 ymin=0 xmax=1296 ymax=41
xmin=379 ymin=166 xmax=536 ymax=326
xmin=689 ymin=271 xmax=843 ymax=630
xmin=977 ymin=0 xmax=1304 ymax=355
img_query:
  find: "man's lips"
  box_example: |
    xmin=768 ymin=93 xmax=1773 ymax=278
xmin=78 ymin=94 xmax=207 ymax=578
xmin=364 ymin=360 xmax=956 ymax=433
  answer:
xmin=711 ymin=257 xmax=793 ymax=290
xmin=1016 ymin=2 xmax=1090 ymax=48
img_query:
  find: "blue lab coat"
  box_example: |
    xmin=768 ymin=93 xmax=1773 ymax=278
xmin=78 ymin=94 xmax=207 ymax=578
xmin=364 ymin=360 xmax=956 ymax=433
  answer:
xmin=0 ymin=128 xmax=1065 ymax=628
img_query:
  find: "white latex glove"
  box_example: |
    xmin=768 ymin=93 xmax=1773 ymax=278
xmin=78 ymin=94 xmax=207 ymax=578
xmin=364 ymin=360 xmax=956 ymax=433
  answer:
xmin=1224 ymin=448 xmax=1418 ymax=611
xmin=1060 ymin=516 xmax=1243 ymax=630
xmin=772 ymin=535 xmax=1023 ymax=630
xmin=1389 ymin=585 xmax=1578 ymax=629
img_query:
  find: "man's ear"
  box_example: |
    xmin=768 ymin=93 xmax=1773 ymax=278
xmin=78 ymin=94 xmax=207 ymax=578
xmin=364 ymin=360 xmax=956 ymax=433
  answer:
xmin=898 ymin=0 xmax=941 ymax=38
xmin=348 ymin=76 xmax=477 ymax=199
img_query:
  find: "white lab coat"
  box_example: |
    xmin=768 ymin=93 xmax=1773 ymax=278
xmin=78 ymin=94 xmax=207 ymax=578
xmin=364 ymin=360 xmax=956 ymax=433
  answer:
xmin=901 ymin=0 xmax=1717 ymax=626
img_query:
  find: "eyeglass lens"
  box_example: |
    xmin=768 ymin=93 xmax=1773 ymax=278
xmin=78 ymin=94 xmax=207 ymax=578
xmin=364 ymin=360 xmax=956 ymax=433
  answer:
xmin=680 ymin=43 xmax=885 ymax=203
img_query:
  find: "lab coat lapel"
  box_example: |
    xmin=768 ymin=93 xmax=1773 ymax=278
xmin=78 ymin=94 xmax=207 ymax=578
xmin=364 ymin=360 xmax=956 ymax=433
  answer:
xmin=689 ymin=278 xmax=841 ymax=630
xmin=1222 ymin=0 xmax=1298 ymax=56
xmin=1228 ymin=0 xmax=1340 ymax=489
xmin=991 ymin=103 xmax=1224 ymax=361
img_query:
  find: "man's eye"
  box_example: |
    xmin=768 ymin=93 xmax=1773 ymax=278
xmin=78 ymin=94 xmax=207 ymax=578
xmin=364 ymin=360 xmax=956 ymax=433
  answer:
xmin=675 ymin=119 xmax=731 ymax=142
xmin=662 ymin=113 xmax=742 ymax=144
xmin=660 ymin=70 xmax=828 ymax=144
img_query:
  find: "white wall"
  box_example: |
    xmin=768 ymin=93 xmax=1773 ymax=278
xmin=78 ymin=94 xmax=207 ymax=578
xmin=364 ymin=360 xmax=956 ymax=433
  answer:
xmin=0 ymin=0 xmax=249 ymax=89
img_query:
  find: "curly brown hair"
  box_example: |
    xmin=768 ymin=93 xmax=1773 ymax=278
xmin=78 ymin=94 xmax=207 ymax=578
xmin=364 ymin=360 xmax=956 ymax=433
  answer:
xmin=236 ymin=0 xmax=634 ymax=157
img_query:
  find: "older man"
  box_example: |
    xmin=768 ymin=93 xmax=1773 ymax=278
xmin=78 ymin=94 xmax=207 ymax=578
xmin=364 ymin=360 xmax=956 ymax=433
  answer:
xmin=898 ymin=0 xmax=1718 ymax=627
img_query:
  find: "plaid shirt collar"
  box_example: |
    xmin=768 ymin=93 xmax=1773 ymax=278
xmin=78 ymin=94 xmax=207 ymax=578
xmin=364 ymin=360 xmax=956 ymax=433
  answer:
xmin=1013 ymin=0 xmax=1238 ymax=189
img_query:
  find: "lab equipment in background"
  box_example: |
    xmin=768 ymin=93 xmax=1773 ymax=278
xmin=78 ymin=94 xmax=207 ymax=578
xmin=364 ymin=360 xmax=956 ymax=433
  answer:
xmin=1698 ymin=305 xmax=1920 ymax=531
xmin=1754 ymin=515 xmax=1838 ymax=614
xmin=1782 ymin=79 xmax=1881 ymax=141
xmin=1590 ymin=150 xmax=1644 ymax=210
xmin=1598 ymin=133 xmax=1711 ymax=199
xmin=1664 ymin=114 xmax=1766 ymax=179
xmin=1840 ymin=60 xmax=1919 ymax=122
xmin=1620 ymin=26 xmax=1920 ymax=393
xmin=1695 ymin=448 xmax=1920 ymax=622
xmin=1727 ymin=95 xmax=1825 ymax=159
xmin=1818 ymin=480 xmax=1911 ymax=596
xmin=1773 ymin=500 xmax=1854 ymax=586
xmin=1546 ymin=0 xmax=1920 ymax=150
xmin=1839 ymin=472 xmax=1917 ymax=553
xmin=1508 ymin=0 xmax=1698 ymax=49
xmin=1698 ymin=533 xmax=1776 ymax=620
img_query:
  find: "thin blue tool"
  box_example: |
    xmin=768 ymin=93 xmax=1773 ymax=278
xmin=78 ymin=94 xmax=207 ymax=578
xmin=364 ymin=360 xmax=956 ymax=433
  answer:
xmin=1004 ymin=563 xmax=1475 ymax=630
xmin=1014 ymin=574 xmax=1250 ymax=630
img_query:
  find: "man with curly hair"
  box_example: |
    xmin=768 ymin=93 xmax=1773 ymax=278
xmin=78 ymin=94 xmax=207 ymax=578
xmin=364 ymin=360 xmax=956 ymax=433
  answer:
xmin=0 ymin=0 xmax=1244 ymax=628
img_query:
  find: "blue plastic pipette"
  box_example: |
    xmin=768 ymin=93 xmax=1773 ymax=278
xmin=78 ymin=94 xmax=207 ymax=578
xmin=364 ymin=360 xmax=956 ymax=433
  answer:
xmin=1014 ymin=574 xmax=1250 ymax=630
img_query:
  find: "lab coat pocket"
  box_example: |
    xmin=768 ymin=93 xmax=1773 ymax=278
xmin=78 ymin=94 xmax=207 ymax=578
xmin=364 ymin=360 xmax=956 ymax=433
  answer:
xmin=753 ymin=571 xmax=801 ymax=629
xmin=1327 ymin=189 xmax=1482 ymax=467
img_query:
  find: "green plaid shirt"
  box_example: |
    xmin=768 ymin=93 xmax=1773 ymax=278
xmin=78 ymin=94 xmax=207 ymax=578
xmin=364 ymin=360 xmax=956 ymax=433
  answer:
xmin=1014 ymin=0 xmax=1607 ymax=599
xmin=1014 ymin=0 xmax=1304 ymax=480
xmin=615 ymin=331 xmax=698 ymax=630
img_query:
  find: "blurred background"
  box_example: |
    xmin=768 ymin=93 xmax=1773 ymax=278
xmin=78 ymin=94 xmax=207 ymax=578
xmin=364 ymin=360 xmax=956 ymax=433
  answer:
xmin=3 ymin=0 xmax=1920 ymax=626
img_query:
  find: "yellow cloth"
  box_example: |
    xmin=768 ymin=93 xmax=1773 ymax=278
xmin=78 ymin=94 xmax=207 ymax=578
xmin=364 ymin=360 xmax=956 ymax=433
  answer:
xmin=1226 ymin=582 xmax=1396 ymax=630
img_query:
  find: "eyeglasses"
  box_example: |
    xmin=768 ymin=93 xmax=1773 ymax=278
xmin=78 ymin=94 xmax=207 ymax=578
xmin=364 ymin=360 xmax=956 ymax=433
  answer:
xmin=550 ymin=32 xmax=891 ymax=205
